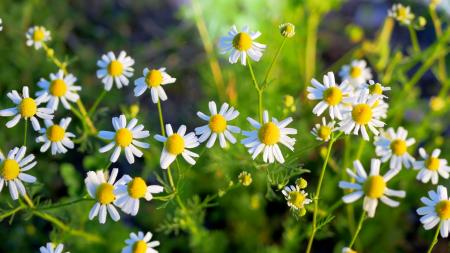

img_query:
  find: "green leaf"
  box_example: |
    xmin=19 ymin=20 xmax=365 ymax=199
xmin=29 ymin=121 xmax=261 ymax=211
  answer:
xmin=60 ymin=163 xmax=81 ymax=197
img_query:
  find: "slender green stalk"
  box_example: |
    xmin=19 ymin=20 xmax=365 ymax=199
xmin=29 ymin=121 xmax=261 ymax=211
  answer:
xmin=156 ymin=100 xmax=166 ymax=136
xmin=262 ymin=37 xmax=287 ymax=86
xmin=430 ymin=5 xmax=449 ymax=97
xmin=0 ymin=205 xmax=25 ymax=220
xmin=348 ymin=211 xmax=367 ymax=248
xmin=88 ymin=90 xmax=107 ymax=116
xmin=247 ymin=59 xmax=263 ymax=123
xmin=427 ymin=222 xmax=441 ymax=253
xmin=23 ymin=120 xmax=28 ymax=146
xmin=408 ymin=26 xmax=420 ymax=53
xmin=37 ymin=197 xmax=92 ymax=211
xmin=305 ymin=12 xmax=320 ymax=86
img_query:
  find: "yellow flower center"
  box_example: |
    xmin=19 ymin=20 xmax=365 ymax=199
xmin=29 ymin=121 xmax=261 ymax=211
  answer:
xmin=209 ymin=115 xmax=227 ymax=133
xmin=258 ymin=122 xmax=281 ymax=145
xmin=351 ymin=104 xmax=372 ymax=125
xmin=288 ymin=191 xmax=306 ymax=209
xmin=390 ymin=139 xmax=407 ymax=156
xmin=1 ymin=159 xmax=20 ymax=181
xmin=350 ymin=66 xmax=362 ymax=78
xmin=115 ymin=128 xmax=133 ymax=148
xmin=318 ymin=126 xmax=332 ymax=140
xmin=108 ymin=60 xmax=124 ymax=77
xmin=232 ymin=32 xmax=253 ymax=51
xmin=166 ymin=134 xmax=185 ymax=155
xmin=145 ymin=69 xmax=163 ymax=87
xmin=238 ymin=172 xmax=252 ymax=186
xmin=397 ymin=7 xmax=408 ymax=20
xmin=46 ymin=125 xmax=65 ymax=142
xmin=436 ymin=200 xmax=450 ymax=219
xmin=96 ymin=183 xmax=115 ymax=205
xmin=426 ymin=157 xmax=440 ymax=171
xmin=369 ymin=83 xmax=383 ymax=95
xmin=49 ymin=79 xmax=68 ymax=97
xmin=19 ymin=97 xmax=37 ymax=118
xmin=127 ymin=177 xmax=147 ymax=199
xmin=132 ymin=240 xmax=147 ymax=253
xmin=363 ymin=175 xmax=386 ymax=198
xmin=323 ymin=87 xmax=343 ymax=106
xmin=33 ymin=28 xmax=45 ymax=42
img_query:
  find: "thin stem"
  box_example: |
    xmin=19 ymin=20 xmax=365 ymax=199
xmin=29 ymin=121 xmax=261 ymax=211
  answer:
xmin=37 ymin=197 xmax=92 ymax=211
xmin=23 ymin=120 xmax=28 ymax=146
xmin=348 ymin=211 xmax=367 ymax=248
xmin=427 ymin=222 xmax=441 ymax=253
xmin=156 ymin=100 xmax=166 ymax=136
xmin=408 ymin=26 xmax=420 ymax=53
xmin=247 ymin=59 xmax=263 ymax=123
xmin=305 ymin=12 xmax=320 ymax=86
xmin=430 ymin=5 xmax=449 ymax=97
xmin=262 ymin=37 xmax=287 ymax=86
xmin=88 ymin=90 xmax=107 ymax=116
xmin=0 ymin=205 xmax=26 ymax=220
xmin=23 ymin=193 xmax=35 ymax=208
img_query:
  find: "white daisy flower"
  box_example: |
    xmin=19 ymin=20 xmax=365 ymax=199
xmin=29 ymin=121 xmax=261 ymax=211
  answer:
xmin=134 ymin=67 xmax=176 ymax=103
xmin=25 ymin=26 xmax=51 ymax=50
xmin=339 ymin=60 xmax=372 ymax=88
xmin=342 ymin=248 xmax=357 ymax=253
xmin=388 ymin=4 xmax=415 ymax=25
xmin=374 ymin=127 xmax=416 ymax=170
xmin=311 ymin=117 xmax=336 ymax=142
xmin=364 ymin=80 xmax=391 ymax=96
xmin=114 ymin=176 xmax=164 ymax=216
xmin=154 ymin=124 xmax=200 ymax=169
xmin=36 ymin=117 xmax=75 ymax=155
xmin=241 ymin=111 xmax=297 ymax=164
xmin=0 ymin=146 xmax=37 ymax=200
xmin=39 ymin=243 xmax=68 ymax=253
xmin=0 ymin=86 xmax=53 ymax=131
xmin=307 ymin=72 xmax=353 ymax=120
xmin=195 ymin=101 xmax=240 ymax=148
xmin=339 ymin=90 xmax=385 ymax=141
xmin=339 ymin=159 xmax=406 ymax=217
xmin=414 ymin=148 xmax=450 ymax=185
xmin=84 ymin=168 xmax=121 ymax=224
xmin=218 ymin=25 xmax=266 ymax=65
xmin=282 ymin=184 xmax=312 ymax=211
xmin=96 ymin=51 xmax=135 ymax=91
xmin=122 ymin=231 xmax=160 ymax=253
xmin=0 ymin=18 xmax=3 ymax=31
xmin=417 ymin=185 xmax=450 ymax=238
xmin=98 ymin=115 xmax=150 ymax=164
xmin=36 ymin=70 xmax=81 ymax=111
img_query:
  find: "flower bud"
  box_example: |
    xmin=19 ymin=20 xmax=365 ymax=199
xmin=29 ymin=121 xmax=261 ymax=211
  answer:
xmin=279 ymin=23 xmax=295 ymax=38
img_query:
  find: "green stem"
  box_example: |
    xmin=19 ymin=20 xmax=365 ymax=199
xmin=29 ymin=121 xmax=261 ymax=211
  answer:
xmin=305 ymin=12 xmax=320 ymax=86
xmin=427 ymin=222 xmax=441 ymax=253
xmin=247 ymin=59 xmax=263 ymax=123
xmin=0 ymin=205 xmax=26 ymax=220
xmin=23 ymin=120 xmax=28 ymax=146
xmin=348 ymin=211 xmax=367 ymax=248
xmin=156 ymin=100 xmax=166 ymax=136
xmin=88 ymin=90 xmax=107 ymax=116
xmin=262 ymin=38 xmax=287 ymax=86
xmin=408 ymin=26 xmax=420 ymax=53
xmin=37 ymin=197 xmax=92 ymax=211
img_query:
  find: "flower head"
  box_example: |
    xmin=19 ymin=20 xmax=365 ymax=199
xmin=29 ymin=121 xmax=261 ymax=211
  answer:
xmin=282 ymin=184 xmax=312 ymax=214
xmin=417 ymin=185 xmax=450 ymax=238
xmin=339 ymin=60 xmax=372 ymax=88
xmin=311 ymin=117 xmax=336 ymax=142
xmin=238 ymin=171 xmax=252 ymax=186
xmin=374 ymin=127 xmax=416 ymax=170
xmin=414 ymin=148 xmax=450 ymax=184
xmin=96 ymin=51 xmax=135 ymax=91
xmin=26 ymin=26 xmax=51 ymax=49
xmin=134 ymin=67 xmax=176 ymax=103
xmin=279 ymin=23 xmax=295 ymax=38
xmin=36 ymin=70 xmax=81 ymax=111
xmin=36 ymin=117 xmax=75 ymax=155
xmin=39 ymin=243 xmax=68 ymax=253
xmin=388 ymin=4 xmax=415 ymax=25
xmin=122 ymin=231 xmax=160 ymax=253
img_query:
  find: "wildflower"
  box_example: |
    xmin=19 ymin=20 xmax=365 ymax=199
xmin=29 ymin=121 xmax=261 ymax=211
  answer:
xmin=39 ymin=243 xmax=68 ymax=253
xmin=134 ymin=67 xmax=176 ymax=103
xmin=96 ymin=51 xmax=135 ymax=91
xmin=0 ymin=86 xmax=53 ymax=131
xmin=0 ymin=146 xmax=37 ymax=200
xmin=364 ymin=80 xmax=391 ymax=96
xmin=36 ymin=70 xmax=81 ymax=111
xmin=114 ymin=176 xmax=164 ymax=216
xmin=121 ymin=231 xmax=160 ymax=253
xmin=154 ymin=124 xmax=200 ymax=169
xmin=238 ymin=171 xmax=252 ymax=186
xmin=388 ymin=4 xmax=415 ymax=25
xmin=242 ymin=111 xmax=297 ymax=164
xmin=279 ymin=23 xmax=295 ymax=38
xmin=414 ymin=148 xmax=450 ymax=184
xmin=98 ymin=115 xmax=150 ymax=164
xmin=339 ymin=159 xmax=405 ymax=217
xmin=84 ymin=168 xmax=121 ymax=224
xmin=307 ymin=72 xmax=353 ymax=120
xmin=342 ymin=248 xmax=357 ymax=253
xmin=311 ymin=117 xmax=336 ymax=142
xmin=339 ymin=60 xmax=372 ymax=88
xmin=195 ymin=101 xmax=240 ymax=148
xmin=282 ymin=184 xmax=312 ymax=214
xmin=25 ymin=26 xmax=51 ymax=49
xmin=218 ymin=25 xmax=266 ymax=65
xmin=36 ymin=117 xmax=75 ymax=155
xmin=296 ymin=177 xmax=308 ymax=189
xmin=430 ymin=96 xmax=445 ymax=112
xmin=417 ymin=185 xmax=450 ymax=238
xmin=283 ymin=95 xmax=296 ymax=113
xmin=374 ymin=127 xmax=415 ymax=170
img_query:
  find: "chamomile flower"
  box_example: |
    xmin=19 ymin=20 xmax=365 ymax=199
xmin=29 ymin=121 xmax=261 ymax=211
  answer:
xmin=39 ymin=243 xmax=68 ymax=253
xmin=0 ymin=146 xmax=37 ymax=200
xmin=342 ymin=248 xmax=357 ymax=253
xmin=154 ymin=124 xmax=200 ymax=169
xmin=36 ymin=117 xmax=75 ymax=155
xmin=122 ymin=231 xmax=160 ymax=253
xmin=36 ymin=70 xmax=81 ymax=111
xmin=388 ymin=4 xmax=415 ymax=25
xmin=84 ymin=168 xmax=121 ymax=224
xmin=282 ymin=184 xmax=312 ymax=213
xmin=98 ymin=115 xmax=150 ymax=164
xmin=241 ymin=111 xmax=297 ymax=164
xmin=339 ymin=60 xmax=372 ymax=88
xmin=311 ymin=117 xmax=336 ymax=142
xmin=374 ymin=127 xmax=416 ymax=170
xmin=96 ymin=51 xmax=135 ymax=91
xmin=114 ymin=176 xmax=164 ymax=216
xmin=414 ymin=148 xmax=450 ymax=184
xmin=195 ymin=101 xmax=240 ymax=148
xmin=364 ymin=80 xmax=391 ymax=96
xmin=417 ymin=185 xmax=450 ymax=238
xmin=25 ymin=26 xmax=51 ymax=49
xmin=307 ymin=72 xmax=353 ymax=120
xmin=134 ymin=67 xmax=176 ymax=103
xmin=218 ymin=25 xmax=266 ymax=65
xmin=339 ymin=159 xmax=406 ymax=217
xmin=0 ymin=86 xmax=53 ymax=131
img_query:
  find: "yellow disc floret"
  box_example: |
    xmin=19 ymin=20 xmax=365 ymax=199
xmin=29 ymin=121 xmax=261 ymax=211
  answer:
xmin=19 ymin=98 xmax=37 ymax=118
xmin=232 ymin=32 xmax=252 ymax=51
xmin=132 ymin=240 xmax=147 ymax=253
xmin=323 ymin=87 xmax=343 ymax=106
xmin=318 ymin=126 xmax=332 ymax=141
xmin=258 ymin=122 xmax=281 ymax=145
xmin=128 ymin=177 xmax=147 ymax=199
xmin=369 ymin=83 xmax=383 ymax=95
xmin=435 ymin=200 xmax=450 ymax=219
xmin=363 ymin=175 xmax=386 ymax=198
xmin=166 ymin=134 xmax=185 ymax=155
xmin=46 ymin=125 xmax=65 ymax=142
xmin=288 ymin=191 xmax=306 ymax=209
xmin=350 ymin=66 xmax=362 ymax=78
xmin=351 ymin=104 xmax=372 ymax=125
xmin=145 ymin=69 xmax=163 ymax=87
xmin=115 ymin=128 xmax=133 ymax=148
xmin=96 ymin=183 xmax=115 ymax=204
xmin=426 ymin=157 xmax=440 ymax=171
xmin=33 ymin=27 xmax=46 ymax=42
xmin=108 ymin=60 xmax=124 ymax=77
xmin=1 ymin=159 xmax=20 ymax=181
xmin=390 ymin=139 xmax=407 ymax=156
xmin=209 ymin=115 xmax=227 ymax=133
xmin=50 ymin=79 xmax=68 ymax=97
